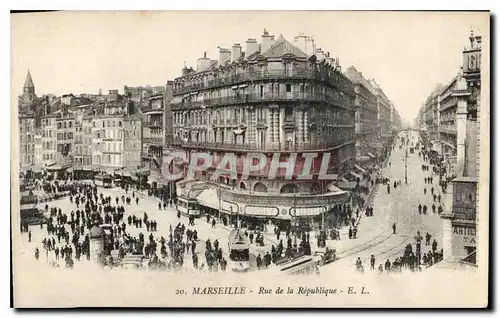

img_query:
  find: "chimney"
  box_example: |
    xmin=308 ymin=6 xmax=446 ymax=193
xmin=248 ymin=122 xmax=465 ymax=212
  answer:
xmin=294 ymin=34 xmax=307 ymax=54
xmin=245 ymin=38 xmax=258 ymax=57
xmin=316 ymin=48 xmax=325 ymax=61
xmin=218 ymin=47 xmax=231 ymax=65
xmin=305 ymin=37 xmax=315 ymax=56
xmin=196 ymin=51 xmax=211 ymax=72
xmin=232 ymin=43 xmax=242 ymax=61
xmin=261 ymin=28 xmax=273 ymax=53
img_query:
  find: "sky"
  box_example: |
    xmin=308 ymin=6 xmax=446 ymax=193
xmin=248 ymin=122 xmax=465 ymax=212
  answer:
xmin=11 ymin=11 xmax=488 ymax=124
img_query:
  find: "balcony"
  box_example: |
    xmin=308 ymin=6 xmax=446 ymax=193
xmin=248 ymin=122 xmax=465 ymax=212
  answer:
xmin=173 ymin=69 xmax=352 ymax=95
xmin=173 ymin=139 xmax=355 ymax=153
xmin=171 ymin=92 xmax=353 ymax=110
xmin=143 ymin=136 xmax=164 ymax=145
xmin=144 ymin=121 xmax=163 ymax=128
xmin=439 ymin=126 xmax=457 ymax=135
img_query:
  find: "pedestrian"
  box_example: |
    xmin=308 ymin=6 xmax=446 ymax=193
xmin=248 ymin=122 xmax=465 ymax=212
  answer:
xmin=370 ymin=255 xmax=375 ymax=270
xmin=424 ymin=188 xmax=427 ymax=195
xmin=28 ymin=230 xmax=31 ymax=242
xmin=348 ymin=227 xmax=353 ymax=239
xmin=432 ymin=239 xmax=437 ymax=253
xmin=392 ymin=223 xmax=396 ymax=234
xmin=432 ymin=204 xmax=436 ymax=213
xmin=212 ymin=219 xmax=216 ymax=229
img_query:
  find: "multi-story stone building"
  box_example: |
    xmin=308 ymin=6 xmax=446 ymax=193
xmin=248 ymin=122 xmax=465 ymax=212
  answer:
xmin=440 ymin=31 xmax=482 ymax=266
xmin=369 ymin=80 xmax=393 ymax=146
xmin=438 ymin=74 xmax=461 ymax=171
xmin=344 ymin=66 xmax=379 ymax=161
xmin=34 ymin=130 xmax=43 ymax=166
xmin=423 ymin=84 xmax=444 ymax=142
xmin=142 ymin=93 xmax=165 ymax=171
xmin=41 ymin=113 xmax=58 ymax=164
xmin=55 ymin=107 xmax=76 ymax=166
xmin=170 ymin=30 xmax=355 ymax=226
xmin=391 ymin=103 xmax=403 ymax=132
xmin=123 ymin=113 xmax=143 ymax=171
xmin=19 ymin=113 xmax=36 ymax=168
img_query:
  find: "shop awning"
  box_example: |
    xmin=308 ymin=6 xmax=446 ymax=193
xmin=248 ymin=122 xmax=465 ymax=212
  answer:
xmin=31 ymin=164 xmax=43 ymax=173
xmin=327 ymin=183 xmax=345 ymax=194
xmin=349 ymin=171 xmax=363 ymax=180
xmin=45 ymin=165 xmax=62 ymax=171
xmin=135 ymin=167 xmax=151 ymax=176
xmin=356 ymin=156 xmax=371 ymax=162
xmin=370 ymin=142 xmax=384 ymax=149
xmin=20 ymin=203 xmax=37 ymax=210
xmin=354 ymin=164 xmax=366 ymax=174
xmin=367 ymin=152 xmax=376 ymax=159
xmin=45 ymin=160 xmax=57 ymax=167
xmin=196 ymin=188 xmax=219 ymax=210
xmin=337 ymin=181 xmax=357 ymax=190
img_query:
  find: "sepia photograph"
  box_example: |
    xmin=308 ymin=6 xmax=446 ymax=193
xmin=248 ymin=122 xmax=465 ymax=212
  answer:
xmin=10 ymin=10 xmax=490 ymax=308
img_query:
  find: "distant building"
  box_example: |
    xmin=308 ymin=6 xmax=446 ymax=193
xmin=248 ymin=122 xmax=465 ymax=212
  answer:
xmin=344 ymin=66 xmax=380 ymax=161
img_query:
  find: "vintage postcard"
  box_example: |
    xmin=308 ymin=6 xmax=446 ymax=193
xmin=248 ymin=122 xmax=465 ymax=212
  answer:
xmin=11 ymin=11 xmax=490 ymax=308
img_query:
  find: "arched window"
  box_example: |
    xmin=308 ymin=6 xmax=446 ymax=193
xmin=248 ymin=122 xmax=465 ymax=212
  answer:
xmin=254 ymin=182 xmax=268 ymax=193
xmin=280 ymin=183 xmax=298 ymax=194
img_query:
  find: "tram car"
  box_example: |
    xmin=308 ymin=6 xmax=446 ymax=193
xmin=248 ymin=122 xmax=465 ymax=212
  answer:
xmin=94 ymin=174 xmax=112 ymax=188
xmin=176 ymin=196 xmax=201 ymax=217
xmin=228 ymin=229 xmax=250 ymax=272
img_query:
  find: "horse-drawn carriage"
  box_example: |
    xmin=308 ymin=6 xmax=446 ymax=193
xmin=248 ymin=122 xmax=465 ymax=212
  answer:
xmin=314 ymin=247 xmax=337 ymax=266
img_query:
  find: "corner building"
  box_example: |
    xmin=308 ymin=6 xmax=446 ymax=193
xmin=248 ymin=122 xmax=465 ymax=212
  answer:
xmin=170 ymin=30 xmax=355 ymax=227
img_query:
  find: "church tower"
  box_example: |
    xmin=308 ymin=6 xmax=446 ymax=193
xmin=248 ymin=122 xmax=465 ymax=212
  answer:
xmin=22 ymin=70 xmax=36 ymax=104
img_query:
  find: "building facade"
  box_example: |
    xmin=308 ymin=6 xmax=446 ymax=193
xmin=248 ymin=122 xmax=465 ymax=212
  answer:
xmin=123 ymin=114 xmax=143 ymax=170
xmin=344 ymin=67 xmax=379 ymax=160
xmin=438 ymin=75 xmax=460 ymax=171
xmin=41 ymin=114 xmax=58 ymax=164
xmin=441 ymin=31 xmax=482 ymax=266
xmin=142 ymin=93 xmax=165 ymax=171
xmin=34 ymin=130 xmax=43 ymax=165
xmin=55 ymin=108 xmax=75 ymax=166
xmin=19 ymin=114 xmax=36 ymax=168
xmin=170 ymin=30 xmax=355 ymax=224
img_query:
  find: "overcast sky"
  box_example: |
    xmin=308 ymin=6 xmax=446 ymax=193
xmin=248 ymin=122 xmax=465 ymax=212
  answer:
xmin=11 ymin=11 xmax=488 ymax=123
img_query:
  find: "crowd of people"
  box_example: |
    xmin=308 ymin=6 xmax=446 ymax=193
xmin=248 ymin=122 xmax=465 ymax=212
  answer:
xmin=355 ymin=132 xmax=445 ymax=274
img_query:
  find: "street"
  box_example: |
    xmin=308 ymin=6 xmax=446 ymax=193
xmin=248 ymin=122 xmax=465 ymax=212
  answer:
xmin=323 ymin=130 xmax=445 ymax=272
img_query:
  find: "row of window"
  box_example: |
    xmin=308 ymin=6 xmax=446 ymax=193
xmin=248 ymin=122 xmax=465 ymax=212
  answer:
xmin=92 ymin=120 xmax=123 ymax=128
xmin=93 ymin=142 xmax=123 ymax=152
xmin=93 ymin=154 xmax=122 ymax=166
xmin=56 ymin=121 xmax=74 ymax=129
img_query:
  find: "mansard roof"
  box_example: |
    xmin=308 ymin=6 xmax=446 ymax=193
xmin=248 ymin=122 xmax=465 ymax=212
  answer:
xmin=261 ymin=35 xmax=307 ymax=59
